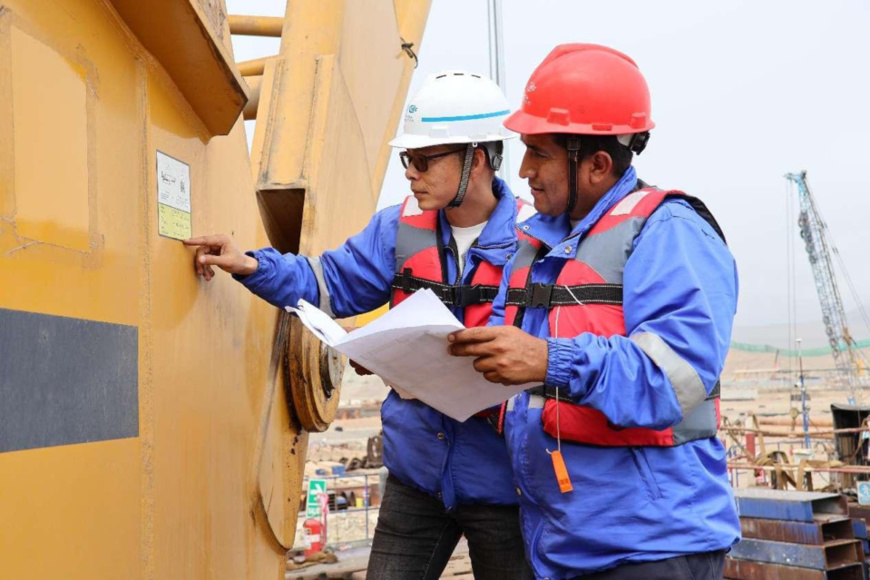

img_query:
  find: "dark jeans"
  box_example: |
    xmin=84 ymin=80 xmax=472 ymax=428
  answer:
xmin=577 ymin=550 xmax=726 ymax=579
xmin=367 ymin=475 xmax=533 ymax=580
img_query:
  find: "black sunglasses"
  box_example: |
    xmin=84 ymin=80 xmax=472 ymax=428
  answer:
xmin=399 ymin=147 xmax=466 ymax=173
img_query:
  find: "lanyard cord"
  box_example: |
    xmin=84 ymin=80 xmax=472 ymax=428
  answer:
xmin=546 ymin=285 xmax=584 ymax=455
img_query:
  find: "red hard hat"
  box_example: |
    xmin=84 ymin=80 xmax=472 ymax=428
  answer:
xmin=504 ymin=44 xmax=654 ymax=137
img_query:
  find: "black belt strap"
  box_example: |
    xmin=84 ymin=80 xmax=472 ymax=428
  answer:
xmin=526 ymin=380 xmax=721 ymax=401
xmin=392 ymin=270 xmax=499 ymax=307
xmin=525 ymin=385 xmax=560 ymax=399
xmin=506 ymin=283 xmax=623 ymax=309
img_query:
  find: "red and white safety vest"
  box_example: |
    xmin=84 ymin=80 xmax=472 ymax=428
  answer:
xmin=390 ymin=195 xmax=529 ymax=328
xmin=502 ymin=187 xmax=725 ymax=446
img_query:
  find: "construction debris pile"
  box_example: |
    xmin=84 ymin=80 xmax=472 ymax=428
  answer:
xmin=718 ymin=399 xmax=870 ymax=494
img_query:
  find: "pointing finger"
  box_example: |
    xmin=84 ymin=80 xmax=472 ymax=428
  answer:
xmin=184 ymin=234 xmax=227 ymax=247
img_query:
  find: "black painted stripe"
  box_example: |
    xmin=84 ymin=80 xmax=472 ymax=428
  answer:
xmin=0 ymin=309 xmax=138 ymax=453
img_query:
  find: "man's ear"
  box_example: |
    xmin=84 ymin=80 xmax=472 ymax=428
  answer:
xmin=588 ymin=151 xmax=614 ymax=185
xmin=471 ymin=147 xmax=489 ymax=174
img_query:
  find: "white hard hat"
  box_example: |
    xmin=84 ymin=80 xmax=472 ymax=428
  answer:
xmin=390 ymin=71 xmax=515 ymax=149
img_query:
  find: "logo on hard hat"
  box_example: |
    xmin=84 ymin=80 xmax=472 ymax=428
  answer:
xmin=408 ymin=104 xmax=418 ymax=114
xmin=527 ymin=82 xmax=537 ymax=93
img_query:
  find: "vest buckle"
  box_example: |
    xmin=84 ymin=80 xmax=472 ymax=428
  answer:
xmin=529 ymin=283 xmax=553 ymax=308
xmin=454 ymin=285 xmax=479 ymax=307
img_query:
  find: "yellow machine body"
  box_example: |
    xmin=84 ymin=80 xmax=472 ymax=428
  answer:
xmin=0 ymin=1 xmax=429 ymax=578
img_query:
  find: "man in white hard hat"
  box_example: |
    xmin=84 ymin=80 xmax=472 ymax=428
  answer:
xmin=185 ymin=72 xmax=534 ymax=579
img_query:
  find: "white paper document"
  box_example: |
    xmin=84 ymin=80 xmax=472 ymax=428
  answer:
xmin=286 ymin=289 xmax=532 ymax=422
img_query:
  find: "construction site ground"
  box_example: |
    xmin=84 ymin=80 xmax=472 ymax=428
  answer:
xmin=287 ymin=540 xmax=472 ymax=579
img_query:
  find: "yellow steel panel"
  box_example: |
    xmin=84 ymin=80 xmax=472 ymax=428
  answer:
xmin=146 ymin=70 xmax=284 ymax=579
xmin=370 ymin=0 xmax=431 ymax=195
xmin=108 ymin=0 xmax=248 ymax=136
xmin=256 ymin=0 xmax=344 ymax=190
xmin=0 ymin=439 xmax=141 ymax=579
xmin=301 ymin=56 xmax=375 ymax=254
xmin=11 ymin=26 xmax=89 ymax=251
xmin=196 ymin=0 xmax=230 ymax=48
xmin=252 ymin=0 xmax=431 ymax=253
xmin=258 ymin=364 xmax=310 ymax=551
xmin=0 ymin=6 xmax=139 ymax=327
xmin=0 ymin=1 xmax=431 ymax=578
xmin=339 ymin=0 xmax=406 ymax=193
xmin=281 ymin=426 xmax=309 ymax=550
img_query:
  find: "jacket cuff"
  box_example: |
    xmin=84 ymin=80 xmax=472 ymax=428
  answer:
xmin=232 ymin=249 xmax=269 ymax=287
xmin=545 ymin=337 xmax=574 ymax=389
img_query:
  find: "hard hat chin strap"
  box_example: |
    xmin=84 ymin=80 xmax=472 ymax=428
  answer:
xmin=447 ymin=143 xmax=476 ymax=208
xmin=566 ymin=136 xmax=581 ymax=215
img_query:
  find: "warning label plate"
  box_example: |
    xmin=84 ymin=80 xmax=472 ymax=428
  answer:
xmin=156 ymin=151 xmax=191 ymax=240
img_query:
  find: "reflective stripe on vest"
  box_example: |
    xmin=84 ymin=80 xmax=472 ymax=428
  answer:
xmin=505 ymin=188 xmax=725 ymax=446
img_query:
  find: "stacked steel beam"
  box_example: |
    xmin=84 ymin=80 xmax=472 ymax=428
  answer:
xmin=847 ymin=503 xmax=870 ymax=576
xmin=726 ymin=489 xmax=866 ymax=579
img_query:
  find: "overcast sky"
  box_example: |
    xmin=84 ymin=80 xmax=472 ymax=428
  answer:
xmin=228 ymin=0 xmax=870 ymax=338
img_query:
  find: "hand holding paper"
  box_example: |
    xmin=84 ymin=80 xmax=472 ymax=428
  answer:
xmin=285 ymin=289 xmax=534 ymax=421
xmin=447 ymin=326 xmax=549 ymax=386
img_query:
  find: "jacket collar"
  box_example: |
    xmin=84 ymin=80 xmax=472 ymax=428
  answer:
xmin=436 ymin=177 xmax=518 ymax=266
xmin=518 ymin=166 xmax=638 ymax=258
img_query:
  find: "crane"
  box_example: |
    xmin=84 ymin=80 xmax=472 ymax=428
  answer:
xmin=785 ymin=170 xmax=867 ymax=401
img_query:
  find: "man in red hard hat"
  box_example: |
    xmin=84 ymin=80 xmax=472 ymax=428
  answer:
xmin=449 ymin=44 xmax=740 ymax=578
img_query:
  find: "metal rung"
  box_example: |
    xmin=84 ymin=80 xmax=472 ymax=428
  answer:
xmin=237 ymin=56 xmax=275 ymax=77
xmin=243 ymin=75 xmax=262 ymax=120
xmin=228 ymin=15 xmax=283 ymax=37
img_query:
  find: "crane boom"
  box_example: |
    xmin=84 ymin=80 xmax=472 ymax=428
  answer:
xmin=785 ymin=170 xmax=863 ymax=400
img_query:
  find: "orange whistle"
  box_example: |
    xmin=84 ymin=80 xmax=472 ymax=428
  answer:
xmin=550 ymin=450 xmax=573 ymax=493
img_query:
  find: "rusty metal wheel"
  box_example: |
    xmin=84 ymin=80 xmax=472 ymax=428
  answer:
xmin=285 ymin=316 xmax=343 ymax=432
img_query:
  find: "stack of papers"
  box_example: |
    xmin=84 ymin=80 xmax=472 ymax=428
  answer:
xmin=286 ymin=289 xmax=531 ymax=422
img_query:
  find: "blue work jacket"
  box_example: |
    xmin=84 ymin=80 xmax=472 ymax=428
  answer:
xmin=491 ymin=167 xmax=741 ymax=578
